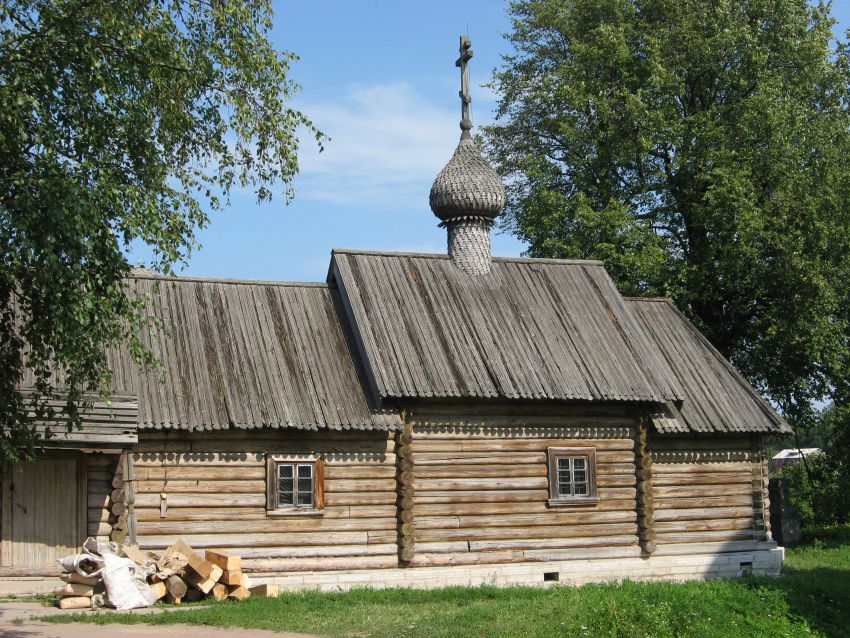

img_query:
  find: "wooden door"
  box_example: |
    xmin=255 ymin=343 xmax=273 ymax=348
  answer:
xmin=1 ymin=454 xmax=84 ymax=568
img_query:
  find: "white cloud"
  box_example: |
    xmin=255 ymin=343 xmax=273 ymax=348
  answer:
xmin=295 ymin=82 xmax=473 ymax=211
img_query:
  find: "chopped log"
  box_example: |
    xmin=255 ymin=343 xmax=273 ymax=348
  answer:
xmin=56 ymin=583 xmax=95 ymax=597
xmin=58 ymin=596 xmax=91 ymax=610
xmin=110 ymin=488 xmax=126 ymax=503
xmin=205 ymin=549 xmax=241 ymax=572
xmin=249 ymin=584 xmax=279 ymax=598
xmin=111 ymin=501 xmax=127 ymax=517
xmin=211 ymin=583 xmax=228 ymax=601
xmin=219 ymin=570 xmax=243 ymax=586
xmin=149 ymin=581 xmax=167 ymax=601
xmin=227 ymin=584 xmax=251 ymax=601
xmin=60 ymin=573 xmax=99 ymax=586
xmin=185 ymin=569 xmax=221 ymax=594
xmin=171 ymin=539 xmax=221 ymax=580
xmin=165 ymin=575 xmax=188 ymax=600
xmin=112 ymin=475 xmax=124 ymax=489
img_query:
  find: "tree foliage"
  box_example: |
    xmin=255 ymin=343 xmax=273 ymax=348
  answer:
xmin=485 ymin=0 xmax=850 ymax=426
xmin=0 ymin=0 xmax=323 ymax=462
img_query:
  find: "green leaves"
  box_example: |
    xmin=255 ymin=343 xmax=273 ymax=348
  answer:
xmin=485 ymin=0 xmax=850 ymax=427
xmin=0 ymin=0 xmax=324 ymax=463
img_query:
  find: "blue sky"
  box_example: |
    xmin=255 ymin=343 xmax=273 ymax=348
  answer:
xmin=156 ymin=1 xmax=850 ymax=283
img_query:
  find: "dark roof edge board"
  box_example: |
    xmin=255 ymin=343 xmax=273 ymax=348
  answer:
xmin=626 ymin=297 xmax=792 ymax=434
xmin=328 ymin=256 xmax=384 ymax=409
xmin=331 ymin=248 xmax=604 ymax=267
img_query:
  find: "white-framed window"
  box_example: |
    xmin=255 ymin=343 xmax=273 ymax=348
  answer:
xmin=547 ymin=447 xmax=598 ymax=506
xmin=265 ymin=455 xmax=324 ymax=515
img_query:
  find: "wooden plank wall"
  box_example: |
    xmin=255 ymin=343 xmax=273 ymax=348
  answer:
xmin=650 ymin=436 xmax=763 ymax=547
xmin=410 ymin=409 xmax=644 ymax=567
xmin=131 ymin=429 xmax=398 ymax=574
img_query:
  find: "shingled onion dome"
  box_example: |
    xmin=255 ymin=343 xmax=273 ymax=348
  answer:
xmin=429 ymin=36 xmax=505 ymax=276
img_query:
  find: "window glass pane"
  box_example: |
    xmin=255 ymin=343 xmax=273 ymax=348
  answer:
xmin=558 ymin=458 xmax=571 ymax=472
xmin=297 ymin=464 xmax=312 ymax=479
xmin=573 ymin=457 xmax=586 ymax=470
xmin=573 ymin=470 xmax=586 ymax=483
xmin=574 ymin=483 xmax=588 ymax=495
xmin=277 ymin=464 xmax=296 ymax=507
xmin=297 ymin=484 xmax=313 ymax=506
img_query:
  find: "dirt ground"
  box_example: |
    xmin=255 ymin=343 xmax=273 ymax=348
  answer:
xmin=0 ymin=602 xmax=318 ymax=638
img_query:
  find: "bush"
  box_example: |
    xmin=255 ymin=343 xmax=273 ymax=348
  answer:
xmin=780 ymin=450 xmax=850 ymax=527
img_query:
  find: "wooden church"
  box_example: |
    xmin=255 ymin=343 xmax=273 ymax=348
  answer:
xmin=1 ymin=37 xmax=790 ymax=593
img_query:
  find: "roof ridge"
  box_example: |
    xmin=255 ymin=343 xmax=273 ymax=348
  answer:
xmin=332 ymin=248 xmax=604 ymax=266
xmin=129 ymin=273 xmax=328 ymax=288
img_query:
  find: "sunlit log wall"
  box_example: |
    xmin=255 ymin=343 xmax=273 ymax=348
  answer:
xmin=129 ymin=429 xmax=399 ymax=575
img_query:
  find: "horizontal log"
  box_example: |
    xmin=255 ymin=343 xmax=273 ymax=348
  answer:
xmin=653 ymin=494 xmax=753 ymax=509
xmin=243 ymin=555 xmax=398 ymax=572
xmin=134 ymin=493 xmax=266 ymax=508
xmin=324 ymin=479 xmax=396 ymax=493
xmin=414 ymin=465 xmax=547 ymax=479
xmin=414 ymin=499 xmax=638 ymax=517
xmin=654 ymin=507 xmax=754 ymax=522
xmin=655 ymin=530 xmax=757 ymax=544
xmin=136 ymin=480 xmax=265 ymax=494
xmin=137 ymin=517 xmax=397 ymax=535
xmin=209 ymin=544 xmax=398 ymax=560
xmin=137 ymin=531 xmax=370 ymax=549
xmin=654 ymin=518 xmax=755 ymax=533
xmin=653 ymin=473 xmax=752 ymax=487
xmin=325 ymin=492 xmax=396 ymax=506
xmin=324 ymin=465 xmax=397 ymax=479
xmin=416 ymin=522 xmax=639 ymax=543
xmin=415 ymin=510 xmax=636 ymax=530
xmin=138 ymin=466 xmax=265 ymax=481
xmin=416 ymin=477 xmax=547 ymax=491
xmin=653 ymin=485 xmax=751 ymax=498
xmin=413 ymin=453 xmax=546 ymax=466
xmin=468 ymin=534 xmax=639 ymax=552
xmin=413 ymin=487 xmax=637 ymax=504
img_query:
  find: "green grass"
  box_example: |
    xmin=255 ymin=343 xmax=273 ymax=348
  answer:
xmin=37 ymin=528 xmax=850 ymax=638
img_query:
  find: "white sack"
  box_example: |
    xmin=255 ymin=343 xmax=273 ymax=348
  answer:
xmin=101 ymin=553 xmax=150 ymax=610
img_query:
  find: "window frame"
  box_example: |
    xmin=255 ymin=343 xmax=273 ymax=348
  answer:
xmin=265 ymin=454 xmax=325 ymax=517
xmin=546 ymin=447 xmax=598 ymax=506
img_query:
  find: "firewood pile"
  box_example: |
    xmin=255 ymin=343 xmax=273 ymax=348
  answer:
xmin=55 ymin=537 xmax=278 ymax=610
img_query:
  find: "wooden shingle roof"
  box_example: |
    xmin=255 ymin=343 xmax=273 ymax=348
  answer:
xmin=330 ymin=250 xmax=684 ymax=405
xmin=627 ymin=297 xmax=791 ymax=434
xmin=107 ymin=275 xmax=400 ymax=431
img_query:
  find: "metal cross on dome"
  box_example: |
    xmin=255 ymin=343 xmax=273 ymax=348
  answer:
xmin=456 ymin=35 xmax=473 ymax=133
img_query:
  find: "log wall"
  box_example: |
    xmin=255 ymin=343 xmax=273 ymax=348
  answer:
xmin=130 ymin=429 xmax=398 ymax=574
xmin=650 ymin=435 xmax=768 ymax=549
xmin=86 ymin=453 xmax=123 ymax=542
xmin=409 ymin=407 xmax=644 ymax=567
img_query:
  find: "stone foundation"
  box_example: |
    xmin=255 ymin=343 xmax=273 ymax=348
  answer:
xmin=1 ymin=544 xmax=783 ymax=596
xmin=253 ymin=544 xmax=784 ymax=593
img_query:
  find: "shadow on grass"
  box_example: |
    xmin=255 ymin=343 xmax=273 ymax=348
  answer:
xmin=756 ymin=567 xmax=848 ymax=638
